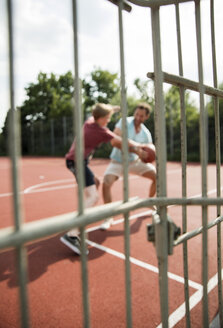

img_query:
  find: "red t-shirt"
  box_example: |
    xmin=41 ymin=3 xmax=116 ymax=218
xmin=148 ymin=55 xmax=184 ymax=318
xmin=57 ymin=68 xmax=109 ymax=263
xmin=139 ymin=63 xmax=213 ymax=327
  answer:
xmin=65 ymin=117 xmax=116 ymax=161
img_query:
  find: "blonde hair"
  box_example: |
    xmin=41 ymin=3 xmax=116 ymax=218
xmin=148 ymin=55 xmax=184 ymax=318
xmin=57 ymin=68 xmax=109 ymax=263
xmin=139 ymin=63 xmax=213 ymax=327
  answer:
xmin=92 ymin=103 xmax=117 ymax=120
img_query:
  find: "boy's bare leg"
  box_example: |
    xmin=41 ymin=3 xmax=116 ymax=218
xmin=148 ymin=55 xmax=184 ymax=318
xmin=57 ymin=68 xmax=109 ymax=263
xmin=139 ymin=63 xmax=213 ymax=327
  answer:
xmin=66 ymin=184 xmax=99 ymax=237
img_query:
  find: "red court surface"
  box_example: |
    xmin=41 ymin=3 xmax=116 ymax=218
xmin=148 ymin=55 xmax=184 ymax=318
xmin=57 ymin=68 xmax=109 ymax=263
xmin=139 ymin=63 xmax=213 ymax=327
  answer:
xmin=0 ymin=157 xmax=222 ymax=327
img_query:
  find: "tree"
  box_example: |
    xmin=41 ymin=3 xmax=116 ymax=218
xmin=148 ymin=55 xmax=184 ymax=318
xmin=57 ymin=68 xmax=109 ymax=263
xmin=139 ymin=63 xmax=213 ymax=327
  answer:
xmin=206 ymin=82 xmax=223 ymax=162
xmin=0 ymin=68 xmax=208 ymax=161
xmin=82 ymin=68 xmax=119 ymax=118
xmin=13 ymin=69 xmax=121 ymax=155
xmin=17 ymin=71 xmax=74 ymax=154
xmin=165 ymin=86 xmax=199 ymax=161
xmin=20 ymin=71 xmax=74 ymax=127
xmin=133 ymin=78 xmax=154 ymax=106
xmin=0 ymin=109 xmax=11 ymax=155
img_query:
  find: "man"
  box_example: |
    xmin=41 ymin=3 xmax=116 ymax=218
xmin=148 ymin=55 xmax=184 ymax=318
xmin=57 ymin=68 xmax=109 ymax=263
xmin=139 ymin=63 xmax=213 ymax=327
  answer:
xmin=60 ymin=103 xmax=147 ymax=255
xmin=101 ymin=103 xmax=156 ymax=230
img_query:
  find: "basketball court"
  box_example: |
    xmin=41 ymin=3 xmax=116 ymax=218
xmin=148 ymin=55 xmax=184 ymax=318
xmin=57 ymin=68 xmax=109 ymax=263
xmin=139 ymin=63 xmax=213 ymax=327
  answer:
xmin=0 ymin=157 xmax=222 ymax=327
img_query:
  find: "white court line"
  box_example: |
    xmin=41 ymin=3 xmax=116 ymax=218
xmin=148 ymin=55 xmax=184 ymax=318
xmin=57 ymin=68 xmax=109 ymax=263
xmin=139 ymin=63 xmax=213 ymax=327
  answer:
xmin=86 ymin=239 xmax=202 ymax=291
xmin=156 ymin=270 xmax=223 ymax=328
xmin=0 ymin=179 xmax=75 ymax=198
xmin=1 ymin=167 xmax=221 ymax=325
xmin=0 ymin=192 xmax=13 ymax=198
xmin=0 ymin=168 xmax=182 ymax=198
xmin=85 ymin=197 xmax=221 ymax=327
xmin=86 ymin=209 xmax=202 ymax=291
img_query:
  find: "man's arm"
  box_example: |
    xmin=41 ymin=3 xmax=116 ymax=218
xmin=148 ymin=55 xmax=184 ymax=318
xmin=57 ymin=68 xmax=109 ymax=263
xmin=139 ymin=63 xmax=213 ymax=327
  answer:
xmin=110 ymin=128 xmax=146 ymax=158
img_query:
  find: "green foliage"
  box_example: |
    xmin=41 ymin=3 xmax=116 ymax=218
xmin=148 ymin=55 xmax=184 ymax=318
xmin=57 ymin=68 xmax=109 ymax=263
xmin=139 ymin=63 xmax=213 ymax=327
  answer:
xmin=17 ymin=71 xmax=75 ymax=154
xmin=1 ymin=67 xmax=223 ymax=162
xmin=133 ymin=78 xmax=154 ymax=106
xmin=206 ymin=84 xmax=223 ymax=162
xmin=82 ymin=68 xmax=119 ymax=119
xmin=164 ymin=86 xmax=200 ymax=161
xmin=20 ymin=71 xmax=74 ymax=126
xmin=0 ymin=133 xmax=6 ymax=155
xmin=0 ymin=108 xmax=10 ymax=155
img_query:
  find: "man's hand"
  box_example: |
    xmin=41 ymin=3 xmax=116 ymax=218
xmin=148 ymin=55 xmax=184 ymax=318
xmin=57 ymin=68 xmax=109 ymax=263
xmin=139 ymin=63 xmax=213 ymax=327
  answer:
xmin=140 ymin=144 xmax=156 ymax=163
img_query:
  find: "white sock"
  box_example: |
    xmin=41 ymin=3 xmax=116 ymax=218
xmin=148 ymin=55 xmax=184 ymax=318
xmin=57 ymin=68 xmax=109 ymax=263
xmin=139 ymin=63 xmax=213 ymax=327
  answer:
xmin=66 ymin=185 xmax=98 ymax=237
xmin=67 ymin=229 xmax=79 ymax=237
xmin=84 ymin=184 xmax=99 ymax=208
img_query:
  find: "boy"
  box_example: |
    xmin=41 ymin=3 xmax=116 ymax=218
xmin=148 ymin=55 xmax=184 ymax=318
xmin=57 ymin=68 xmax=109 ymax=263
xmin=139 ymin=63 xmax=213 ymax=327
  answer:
xmin=60 ymin=103 xmax=147 ymax=255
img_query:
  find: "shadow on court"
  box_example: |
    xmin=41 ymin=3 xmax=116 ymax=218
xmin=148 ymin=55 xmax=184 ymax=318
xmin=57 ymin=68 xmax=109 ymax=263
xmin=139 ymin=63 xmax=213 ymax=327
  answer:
xmin=0 ymin=235 xmax=77 ymax=287
xmin=87 ymin=213 xmax=152 ymax=260
xmin=0 ymin=214 xmax=152 ymax=287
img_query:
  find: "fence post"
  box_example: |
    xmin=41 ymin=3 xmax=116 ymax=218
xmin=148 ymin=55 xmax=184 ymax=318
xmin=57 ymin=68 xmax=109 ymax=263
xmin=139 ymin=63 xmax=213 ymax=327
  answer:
xmin=50 ymin=118 xmax=55 ymax=155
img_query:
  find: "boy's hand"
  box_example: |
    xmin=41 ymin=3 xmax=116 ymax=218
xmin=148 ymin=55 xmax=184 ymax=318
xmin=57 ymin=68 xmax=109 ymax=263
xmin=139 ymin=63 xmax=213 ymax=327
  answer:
xmin=94 ymin=176 xmax=100 ymax=189
xmin=112 ymin=105 xmax=121 ymax=113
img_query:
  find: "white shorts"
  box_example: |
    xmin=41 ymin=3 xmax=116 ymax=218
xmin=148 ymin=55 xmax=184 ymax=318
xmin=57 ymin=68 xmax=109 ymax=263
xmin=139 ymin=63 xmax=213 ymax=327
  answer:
xmin=104 ymin=159 xmax=156 ymax=178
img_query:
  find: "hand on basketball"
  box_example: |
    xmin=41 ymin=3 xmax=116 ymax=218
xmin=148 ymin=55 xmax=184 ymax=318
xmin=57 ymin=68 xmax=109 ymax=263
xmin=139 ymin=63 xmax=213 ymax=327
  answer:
xmin=139 ymin=144 xmax=156 ymax=163
xmin=138 ymin=147 xmax=149 ymax=162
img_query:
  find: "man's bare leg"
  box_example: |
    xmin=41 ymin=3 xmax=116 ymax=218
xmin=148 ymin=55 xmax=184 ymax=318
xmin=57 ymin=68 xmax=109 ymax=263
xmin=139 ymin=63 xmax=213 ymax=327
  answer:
xmin=142 ymin=169 xmax=156 ymax=211
xmin=100 ymin=174 xmax=119 ymax=230
xmin=102 ymin=174 xmax=119 ymax=203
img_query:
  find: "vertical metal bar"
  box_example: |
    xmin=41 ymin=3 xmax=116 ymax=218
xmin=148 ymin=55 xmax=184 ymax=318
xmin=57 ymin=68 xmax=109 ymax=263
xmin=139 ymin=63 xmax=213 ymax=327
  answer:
xmin=79 ymin=227 xmax=90 ymax=328
xmin=175 ymin=4 xmax=190 ymax=327
xmin=72 ymin=0 xmax=84 ymax=212
xmin=118 ymin=2 xmax=132 ymax=327
xmin=40 ymin=120 xmax=44 ymax=151
xmin=50 ymin=118 xmax=55 ymax=155
xmin=7 ymin=0 xmax=30 ymax=327
xmin=210 ymin=0 xmax=223 ymax=324
xmin=151 ymin=6 xmax=168 ymax=327
xmin=194 ymin=1 xmax=208 ymax=326
xmin=118 ymin=2 xmax=129 ymax=203
xmin=63 ymin=116 xmax=67 ymax=147
xmin=72 ymin=1 xmax=90 ymax=327
xmin=31 ymin=124 xmax=34 ymax=154
xmin=169 ymin=105 xmax=174 ymax=157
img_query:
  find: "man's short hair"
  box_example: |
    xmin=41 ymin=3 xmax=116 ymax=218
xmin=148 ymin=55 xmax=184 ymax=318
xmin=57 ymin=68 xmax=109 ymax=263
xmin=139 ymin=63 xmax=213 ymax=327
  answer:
xmin=135 ymin=103 xmax=151 ymax=116
xmin=92 ymin=103 xmax=115 ymax=120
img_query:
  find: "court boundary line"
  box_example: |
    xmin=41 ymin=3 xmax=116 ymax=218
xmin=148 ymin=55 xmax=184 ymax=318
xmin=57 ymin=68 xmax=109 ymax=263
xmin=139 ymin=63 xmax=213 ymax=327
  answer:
xmin=86 ymin=239 xmax=202 ymax=291
xmin=85 ymin=192 xmax=222 ymax=327
xmin=0 ymin=167 xmax=183 ymax=198
xmin=86 ymin=212 xmax=221 ymax=328
xmin=1 ymin=164 xmax=222 ymax=326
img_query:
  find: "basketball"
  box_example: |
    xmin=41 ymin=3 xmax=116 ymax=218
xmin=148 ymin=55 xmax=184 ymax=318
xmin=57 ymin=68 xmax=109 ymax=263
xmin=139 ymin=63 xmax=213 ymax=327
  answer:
xmin=142 ymin=144 xmax=156 ymax=163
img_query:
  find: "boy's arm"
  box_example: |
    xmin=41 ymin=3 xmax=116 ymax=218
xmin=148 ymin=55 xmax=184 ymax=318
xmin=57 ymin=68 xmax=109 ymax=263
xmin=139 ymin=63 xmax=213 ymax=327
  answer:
xmin=110 ymin=133 xmax=146 ymax=158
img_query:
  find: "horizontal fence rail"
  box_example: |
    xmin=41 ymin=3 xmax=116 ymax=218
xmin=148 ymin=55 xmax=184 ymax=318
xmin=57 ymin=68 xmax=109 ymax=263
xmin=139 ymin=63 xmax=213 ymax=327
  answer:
xmin=3 ymin=0 xmax=223 ymax=327
xmin=1 ymin=197 xmax=223 ymax=250
xmin=127 ymin=0 xmax=192 ymax=8
xmin=147 ymin=71 xmax=223 ymax=98
xmin=174 ymin=214 xmax=223 ymax=246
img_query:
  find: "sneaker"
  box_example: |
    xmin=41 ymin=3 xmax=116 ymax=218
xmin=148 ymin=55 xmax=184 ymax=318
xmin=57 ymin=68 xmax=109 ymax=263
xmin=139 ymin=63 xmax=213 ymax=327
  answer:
xmin=100 ymin=218 xmax=113 ymax=230
xmin=60 ymin=234 xmax=88 ymax=255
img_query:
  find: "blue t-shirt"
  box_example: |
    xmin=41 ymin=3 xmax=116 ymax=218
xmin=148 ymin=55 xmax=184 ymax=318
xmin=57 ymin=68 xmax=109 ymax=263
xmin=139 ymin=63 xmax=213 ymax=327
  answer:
xmin=110 ymin=117 xmax=153 ymax=162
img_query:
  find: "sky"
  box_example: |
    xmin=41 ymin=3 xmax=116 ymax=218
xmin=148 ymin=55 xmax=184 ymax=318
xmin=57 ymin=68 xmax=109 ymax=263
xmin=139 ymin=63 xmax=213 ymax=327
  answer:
xmin=1 ymin=0 xmax=223 ymax=131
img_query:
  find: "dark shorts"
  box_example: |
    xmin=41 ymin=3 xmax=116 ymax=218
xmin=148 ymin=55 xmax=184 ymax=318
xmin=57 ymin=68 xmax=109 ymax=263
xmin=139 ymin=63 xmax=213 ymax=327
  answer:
xmin=66 ymin=159 xmax=95 ymax=187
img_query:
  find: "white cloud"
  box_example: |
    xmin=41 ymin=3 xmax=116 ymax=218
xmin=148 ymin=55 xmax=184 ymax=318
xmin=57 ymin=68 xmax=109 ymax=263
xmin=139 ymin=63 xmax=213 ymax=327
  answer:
xmin=1 ymin=0 xmax=223 ymax=131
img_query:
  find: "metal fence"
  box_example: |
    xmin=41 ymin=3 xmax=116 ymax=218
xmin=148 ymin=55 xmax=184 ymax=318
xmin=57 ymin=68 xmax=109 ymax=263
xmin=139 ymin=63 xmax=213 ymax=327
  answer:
xmin=23 ymin=116 xmax=74 ymax=156
xmin=1 ymin=0 xmax=223 ymax=327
